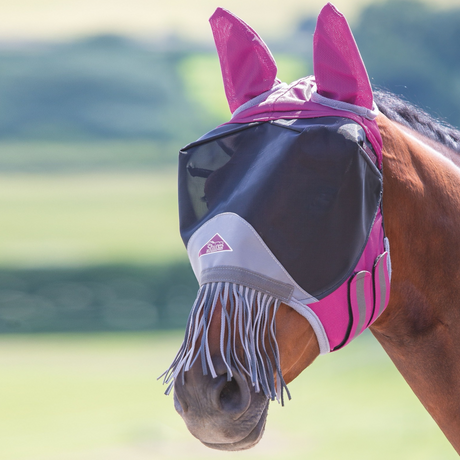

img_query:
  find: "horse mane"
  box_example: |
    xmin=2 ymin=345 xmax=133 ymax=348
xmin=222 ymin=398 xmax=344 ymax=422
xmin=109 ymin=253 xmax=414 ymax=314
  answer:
xmin=373 ymin=90 xmax=460 ymax=155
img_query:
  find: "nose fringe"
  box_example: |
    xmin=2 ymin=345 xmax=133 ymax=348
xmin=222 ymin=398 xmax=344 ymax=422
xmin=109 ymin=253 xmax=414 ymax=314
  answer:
xmin=161 ymin=281 xmax=291 ymax=405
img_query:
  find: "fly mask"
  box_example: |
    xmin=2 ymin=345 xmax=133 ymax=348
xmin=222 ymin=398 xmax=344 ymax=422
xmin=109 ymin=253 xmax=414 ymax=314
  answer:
xmin=162 ymin=3 xmax=391 ymax=402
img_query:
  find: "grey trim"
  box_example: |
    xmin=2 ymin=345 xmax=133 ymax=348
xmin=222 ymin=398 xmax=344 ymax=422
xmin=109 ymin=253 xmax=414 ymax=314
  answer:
xmin=201 ymin=266 xmax=294 ymax=302
xmin=384 ymin=239 xmax=392 ymax=280
xmin=286 ymin=298 xmax=330 ymax=354
xmin=377 ymin=258 xmax=387 ymax=317
xmin=353 ymin=272 xmax=369 ymax=339
xmin=311 ymin=89 xmax=379 ymax=120
xmin=231 ymin=82 xmax=288 ymax=117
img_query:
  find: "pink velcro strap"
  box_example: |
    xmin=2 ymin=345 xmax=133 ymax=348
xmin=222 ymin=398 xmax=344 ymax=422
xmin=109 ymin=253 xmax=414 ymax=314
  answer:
xmin=371 ymin=252 xmax=391 ymax=324
xmin=348 ymin=270 xmax=373 ymax=344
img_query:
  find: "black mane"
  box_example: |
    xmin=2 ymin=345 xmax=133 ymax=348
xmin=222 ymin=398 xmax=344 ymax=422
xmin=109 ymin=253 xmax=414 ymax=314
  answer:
xmin=373 ymin=90 xmax=460 ymax=154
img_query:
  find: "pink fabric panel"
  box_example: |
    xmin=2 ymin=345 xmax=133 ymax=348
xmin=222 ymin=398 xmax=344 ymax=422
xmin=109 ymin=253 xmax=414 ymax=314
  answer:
xmin=308 ymin=280 xmax=349 ymax=349
xmin=355 ymin=211 xmax=384 ymax=272
xmin=209 ymin=8 xmax=278 ymax=114
xmin=308 ymin=210 xmax=386 ymax=349
xmin=313 ymin=3 xmax=373 ymax=109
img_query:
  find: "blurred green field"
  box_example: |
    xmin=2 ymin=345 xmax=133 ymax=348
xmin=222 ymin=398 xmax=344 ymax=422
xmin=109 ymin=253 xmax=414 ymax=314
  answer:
xmin=0 ymin=330 xmax=455 ymax=460
xmin=0 ymin=142 xmax=179 ymax=173
xmin=0 ymin=168 xmax=185 ymax=267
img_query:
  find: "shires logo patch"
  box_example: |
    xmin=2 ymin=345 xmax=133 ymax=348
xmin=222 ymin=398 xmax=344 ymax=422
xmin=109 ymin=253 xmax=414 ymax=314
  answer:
xmin=199 ymin=234 xmax=233 ymax=257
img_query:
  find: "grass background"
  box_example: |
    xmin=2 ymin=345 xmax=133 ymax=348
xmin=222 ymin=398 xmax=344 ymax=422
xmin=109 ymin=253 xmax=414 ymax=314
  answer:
xmin=0 ymin=330 xmax=456 ymax=460
xmin=0 ymin=168 xmax=184 ymax=268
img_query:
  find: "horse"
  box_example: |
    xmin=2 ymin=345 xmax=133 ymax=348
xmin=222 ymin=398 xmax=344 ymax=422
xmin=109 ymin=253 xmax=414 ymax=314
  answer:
xmin=161 ymin=4 xmax=460 ymax=453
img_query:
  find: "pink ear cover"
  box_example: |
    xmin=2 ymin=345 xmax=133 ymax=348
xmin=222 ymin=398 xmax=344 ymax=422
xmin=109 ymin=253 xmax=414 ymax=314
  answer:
xmin=313 ymin=3 xmax=373 ymax=109
xmin=209 ymin=7 xmax=278 ymax=113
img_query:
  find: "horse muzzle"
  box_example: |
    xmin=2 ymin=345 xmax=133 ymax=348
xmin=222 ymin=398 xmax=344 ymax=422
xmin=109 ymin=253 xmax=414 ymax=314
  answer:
xmin=173 ymin=359 xmax=269 ymax=451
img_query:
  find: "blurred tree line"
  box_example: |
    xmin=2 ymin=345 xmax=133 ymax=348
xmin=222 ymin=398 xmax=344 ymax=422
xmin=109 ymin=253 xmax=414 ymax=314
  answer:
xmin=0 ymin=35 xmax=209 ymax=148
xmin=0 ymin=0 xmax=459 ymax=149
xmin=353 ymin=0 xmax=460 ymax=127
xmin=1 ymin=0 xmax=460 ymax=333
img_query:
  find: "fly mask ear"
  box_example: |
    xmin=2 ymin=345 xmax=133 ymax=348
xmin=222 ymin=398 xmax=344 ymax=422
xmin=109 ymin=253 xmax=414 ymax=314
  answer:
xmin=209 ymin=8 xmax=279 ymax=114
xmin=313 ymin=3 xmax=374 ymax=110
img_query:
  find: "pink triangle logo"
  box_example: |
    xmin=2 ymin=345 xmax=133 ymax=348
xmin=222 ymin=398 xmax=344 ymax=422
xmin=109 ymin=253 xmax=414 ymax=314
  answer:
xmin=198 ymin=234 xmax=233 ymax=257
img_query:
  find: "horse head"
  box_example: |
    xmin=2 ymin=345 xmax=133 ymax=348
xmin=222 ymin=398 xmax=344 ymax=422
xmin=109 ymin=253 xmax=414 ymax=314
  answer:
xmin=161 ymin=3 xmax=390 ymax=450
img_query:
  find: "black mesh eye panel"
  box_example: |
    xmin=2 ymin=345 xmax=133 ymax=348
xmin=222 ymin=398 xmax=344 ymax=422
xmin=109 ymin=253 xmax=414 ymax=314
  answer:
xmin=181 ymin=124 xmax=262 ymax=222
xmin=184 ymin=140 xmax=231 ymax=220
xmin=203 ymin=124 xmax=299 ymax=216
xmin=179 ymin=117 xmax=382 ymax=299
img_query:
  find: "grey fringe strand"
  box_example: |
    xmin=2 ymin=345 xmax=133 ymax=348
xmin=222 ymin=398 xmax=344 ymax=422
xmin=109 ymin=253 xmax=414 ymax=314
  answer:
xmin=160 ymin=282 xmax=291 ymax=404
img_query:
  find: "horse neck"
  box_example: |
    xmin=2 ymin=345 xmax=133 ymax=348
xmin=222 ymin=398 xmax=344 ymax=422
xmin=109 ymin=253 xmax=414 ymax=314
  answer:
xmin=371 ymin=114 xmax=460 ymax=453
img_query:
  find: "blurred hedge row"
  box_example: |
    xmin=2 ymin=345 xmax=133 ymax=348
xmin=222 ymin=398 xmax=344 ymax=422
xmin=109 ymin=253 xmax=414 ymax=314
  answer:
xmin=0 ymin=263 xmax=198 ymax=333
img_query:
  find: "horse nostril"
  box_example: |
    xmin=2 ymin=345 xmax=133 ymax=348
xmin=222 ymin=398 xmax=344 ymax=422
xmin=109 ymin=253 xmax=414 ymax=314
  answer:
xmin=213 ymin=370 xmax=251 ymax=417
xmin=219 ymin=377 xmax=240 ymax=411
